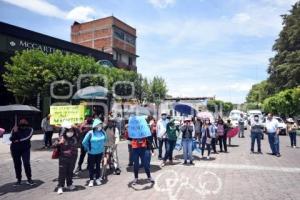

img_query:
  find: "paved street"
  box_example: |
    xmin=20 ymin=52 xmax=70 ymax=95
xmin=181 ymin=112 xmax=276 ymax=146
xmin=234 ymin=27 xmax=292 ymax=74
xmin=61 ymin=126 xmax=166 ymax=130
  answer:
xmin=1 ymin=130 xmax=300 ymax=200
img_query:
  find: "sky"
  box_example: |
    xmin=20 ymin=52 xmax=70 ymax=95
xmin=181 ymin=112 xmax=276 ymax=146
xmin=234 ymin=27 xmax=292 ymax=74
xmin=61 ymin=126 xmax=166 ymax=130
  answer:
xmin=0 ymin=0 xmax=298 ymax=103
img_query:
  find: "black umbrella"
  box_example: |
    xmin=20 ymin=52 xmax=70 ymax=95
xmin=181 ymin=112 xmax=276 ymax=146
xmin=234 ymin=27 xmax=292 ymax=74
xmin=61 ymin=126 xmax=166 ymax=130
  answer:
xmin=0 ymin=104 xmax=41 ymax=125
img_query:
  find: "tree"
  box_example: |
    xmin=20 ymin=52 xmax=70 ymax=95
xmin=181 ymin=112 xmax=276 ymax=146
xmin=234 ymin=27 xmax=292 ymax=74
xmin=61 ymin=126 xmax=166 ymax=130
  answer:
xmin=246 ymin=80 xmax=273 ymax=105
xmin=207 ymin=99 xmax=233 ymax=116
xmin=149 ymin=76 xmax=168 ymax=103
xmin=262 ymin=87 xmax=300 ymax=117
xmin=2 ymin=49 xmax=145 ymax=103
xmin=268 ymin=1 xmax=300 ymax=93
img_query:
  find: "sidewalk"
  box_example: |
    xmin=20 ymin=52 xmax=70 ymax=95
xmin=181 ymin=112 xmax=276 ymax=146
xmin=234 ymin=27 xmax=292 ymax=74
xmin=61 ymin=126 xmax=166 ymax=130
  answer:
xmin=1 ymin=131 xmax=300 ymax=200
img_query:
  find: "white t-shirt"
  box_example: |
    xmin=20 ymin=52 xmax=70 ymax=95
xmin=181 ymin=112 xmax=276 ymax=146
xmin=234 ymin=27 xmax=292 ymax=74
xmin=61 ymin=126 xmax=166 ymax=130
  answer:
xmin=265 ymin=118 xmax=279 ymax=133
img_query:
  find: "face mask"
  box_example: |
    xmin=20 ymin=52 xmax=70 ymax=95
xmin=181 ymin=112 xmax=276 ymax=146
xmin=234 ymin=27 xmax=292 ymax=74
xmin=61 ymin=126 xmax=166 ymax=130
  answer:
xmin=162 ymin=115 xmax=167 ymax=120
xmin=254 ymin=117 xmax=259 ymax=121
xmin=205 ymin=121 xmax=209 ymax=124
xmin=96 ymin=126 xmax=102 ymax=131
xmin=66 ymin=132 xmax=74 ymax=138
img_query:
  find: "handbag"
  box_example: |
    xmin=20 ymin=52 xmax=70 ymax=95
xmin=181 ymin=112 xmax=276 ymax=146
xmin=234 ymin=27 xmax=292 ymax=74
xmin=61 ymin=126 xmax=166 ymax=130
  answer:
xmin=51 ymin=147 xmax=60 ymax=159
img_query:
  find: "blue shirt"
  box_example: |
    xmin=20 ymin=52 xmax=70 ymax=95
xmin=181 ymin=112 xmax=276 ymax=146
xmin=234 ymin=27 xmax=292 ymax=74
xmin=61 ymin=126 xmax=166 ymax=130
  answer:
xmin=82 ymin=130 xmax=107 ymax=155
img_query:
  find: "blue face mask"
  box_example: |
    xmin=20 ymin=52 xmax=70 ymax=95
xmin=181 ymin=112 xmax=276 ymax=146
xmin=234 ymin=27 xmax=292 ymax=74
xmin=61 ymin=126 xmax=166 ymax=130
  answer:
xmin=162 ymin=115 xmax=167 ymax=120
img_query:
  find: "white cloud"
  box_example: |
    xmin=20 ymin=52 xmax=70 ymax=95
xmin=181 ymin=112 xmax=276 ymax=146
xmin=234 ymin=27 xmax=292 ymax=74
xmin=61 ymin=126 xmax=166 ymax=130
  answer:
xmin=148 ymin=0 xmax=176 ymax=8
xmin=66 ymin=6 xmax=96 ymax=21
xmin=1 ymin=0 xmax=97 ymax=22
xmin=232 ymin=13 xmax=251 ymax=23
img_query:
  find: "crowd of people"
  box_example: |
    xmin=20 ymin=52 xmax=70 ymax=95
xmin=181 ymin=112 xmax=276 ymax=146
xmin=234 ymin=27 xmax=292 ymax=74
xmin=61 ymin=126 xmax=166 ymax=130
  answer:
xmin=6 ymin=111 xmax=299 ymax=195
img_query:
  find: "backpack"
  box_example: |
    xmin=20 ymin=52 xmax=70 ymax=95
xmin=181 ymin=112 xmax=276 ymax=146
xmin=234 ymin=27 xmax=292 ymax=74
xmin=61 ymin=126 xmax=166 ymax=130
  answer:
xmin=217 ymin=124 xmax=224 ymax=136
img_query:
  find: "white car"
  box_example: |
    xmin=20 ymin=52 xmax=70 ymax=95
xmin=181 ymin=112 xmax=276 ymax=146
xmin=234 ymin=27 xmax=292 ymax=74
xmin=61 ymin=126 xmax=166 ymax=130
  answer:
xmin=262 ymin=116 xmax=287 ymax=135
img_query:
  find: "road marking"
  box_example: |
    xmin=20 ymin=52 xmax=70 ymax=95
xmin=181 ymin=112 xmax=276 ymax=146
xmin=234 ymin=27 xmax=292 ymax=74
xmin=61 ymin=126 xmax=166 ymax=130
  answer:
xmin=152 ymin=161 xmax=300 ymax=173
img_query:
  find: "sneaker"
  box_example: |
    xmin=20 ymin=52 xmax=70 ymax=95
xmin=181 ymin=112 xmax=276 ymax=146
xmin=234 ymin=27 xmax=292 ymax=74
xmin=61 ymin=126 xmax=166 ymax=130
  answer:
xmin=67 ymin=185 xmax=76 ymax=191
xmin=258 ymin=151 xmax=263 ymax=154
xmin=276 ymin=154 xmax=281 ymax=157
xmin=189 ymin=161 xmax=194 ymax=165
xmin=88 ymin=180 xmax=94 ymax=187
xmin=95 ymin=179 xmax=102 ymax=186
xmin=148 ymin=177 xmax=155 ymax=183
xmin=57 ymin=187 xmax=63 ymax=195
xmin=26 ymin=180 xmax=36 ymax=186
xmin=207 ymin=156 xmax=210 ymax=160
xmin=160 ymin=162 xmax=166 ymax=167
xmin=158 ymin=157 xmax=162 ymax=160
xmin=132 ymin=178 xmax=138 ymax=185
xmin=13 ymin=181 xmax=22 ymax=187
xmin=183 ymin=160 xmax=187 ymax=165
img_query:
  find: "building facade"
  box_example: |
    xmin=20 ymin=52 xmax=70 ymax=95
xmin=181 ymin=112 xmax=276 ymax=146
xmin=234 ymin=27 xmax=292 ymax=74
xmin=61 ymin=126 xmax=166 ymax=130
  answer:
xmin=71 ymin=16 xmax=138 ymax=71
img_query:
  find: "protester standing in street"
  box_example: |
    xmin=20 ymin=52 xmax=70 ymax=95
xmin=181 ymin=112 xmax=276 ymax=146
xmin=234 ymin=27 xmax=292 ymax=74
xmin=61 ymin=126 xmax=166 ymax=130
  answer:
xmin=55 ymin=122 xmax=79 ymax=195
xmin=150 ymin=117 xmax=158 ymax=148
xmin=75 ymin=117 xmax=93 ymax=173
xmin=216 ymin=118 xmax=227 ymax=153
xmin=41 ymin=114 xmax=54 ymax=148
xmin=238 ymin=113 xmax=245 ymax=138
xmin=265 ymin=113 xmax=280 ymax=157
xmin=161 ymin=119 xmax=178 ymax=167
xmin=201 ymin=118 xmax=215 ymax=160
xmin=82 ymin=119 xmax=107 ymax=187
xmin=156 ymin=112 xmax=169 ymax=160
xmin=10 ymin=118 xmax=35 ymax=186
xmin=287 ymin=118 xmax=298 ymax=148
xmin=180 ymin=118 xmax=194 ymax=165
xmin=128 ymin=114 xmax=155 ymax=185
xmin=102 ymin=117 xmax=121 ymax=177
xmin=194 ymin=117 xmax=202 ymax=142
xmin=250 ymin=115 xmax=263 ymax=154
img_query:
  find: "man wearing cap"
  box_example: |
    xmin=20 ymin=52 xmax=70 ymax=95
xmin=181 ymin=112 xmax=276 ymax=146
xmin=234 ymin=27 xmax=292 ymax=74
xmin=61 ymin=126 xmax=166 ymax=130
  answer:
xmin=265 ymin=113 xmax=280 ymax=157
xmin=156 ymin=112 xmax=169 ymax=160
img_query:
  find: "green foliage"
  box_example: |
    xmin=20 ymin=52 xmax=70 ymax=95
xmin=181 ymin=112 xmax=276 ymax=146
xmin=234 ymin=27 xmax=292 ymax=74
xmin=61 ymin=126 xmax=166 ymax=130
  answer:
xmin=246 ymin=80 xmax=273 ymax=104
xmin=268 ymin=2 xmax=300 ymax=92
xmin=207 ymin=99 xmax=233 ymax=115
xmin=262 ymin=87 xmax=300 ymax=116
xmin=2 ymin=49 xmax=168 ymax=104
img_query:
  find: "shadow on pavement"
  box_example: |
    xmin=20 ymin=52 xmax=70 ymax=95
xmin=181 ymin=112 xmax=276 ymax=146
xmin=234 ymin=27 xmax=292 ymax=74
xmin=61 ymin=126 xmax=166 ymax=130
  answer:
xmin=228 ymin=144 xmax=239 ymax=147
xmin=53 ymin=185 xmax=86 ymax=192
xmin=127 ymin=179 xmax=154 ymax=191
xmin=174 ymin=154 xmax=202 ymax=161
xmin=126 ymin=164 xmax=161 ymax=173
xmin=0 ymin=180 xmax=44 ymax=196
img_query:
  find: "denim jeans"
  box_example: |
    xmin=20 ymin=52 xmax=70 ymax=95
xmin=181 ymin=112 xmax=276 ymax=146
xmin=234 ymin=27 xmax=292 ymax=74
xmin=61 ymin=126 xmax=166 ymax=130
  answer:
xmin=164 ymin=139 xmax=176 ymax=161
xmin=268 ymin=132 xmax=280 ymax=155
xmin=158 ymin=138 xmax=167 ymax=159
xmin=289 ymin=132 xmax=297 ymax=147
xmin=132 ymin=147 xmax=151 ymax=179
xmin=182 ymin=138 xmax=193 ymax=161
xmin=251 ymin=132 xmax=262 ymax=152
xmin=239 ymin=126 xmax=244 ymax=137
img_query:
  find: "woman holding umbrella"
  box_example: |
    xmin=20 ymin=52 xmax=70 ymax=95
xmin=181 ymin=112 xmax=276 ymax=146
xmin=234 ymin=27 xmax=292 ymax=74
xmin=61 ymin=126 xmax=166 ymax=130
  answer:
xmin=10 ymin=118 xmax=35 ymax=186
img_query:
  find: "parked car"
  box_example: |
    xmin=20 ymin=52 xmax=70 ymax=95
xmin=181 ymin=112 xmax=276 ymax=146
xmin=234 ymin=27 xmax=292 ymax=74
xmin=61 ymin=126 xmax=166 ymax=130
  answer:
xmin=262 ymin=116 xmax=287 ymax=135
